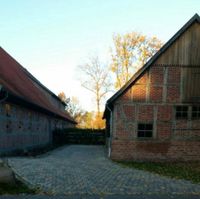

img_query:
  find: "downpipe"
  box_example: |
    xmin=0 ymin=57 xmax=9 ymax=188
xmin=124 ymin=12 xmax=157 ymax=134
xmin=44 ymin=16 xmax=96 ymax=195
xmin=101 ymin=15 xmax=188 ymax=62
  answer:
xmin=106 ymin=104 xmax=112 ymax=158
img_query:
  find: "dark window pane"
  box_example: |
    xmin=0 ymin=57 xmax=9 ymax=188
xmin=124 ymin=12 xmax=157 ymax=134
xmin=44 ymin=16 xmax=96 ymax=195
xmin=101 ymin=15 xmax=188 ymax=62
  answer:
xmin=192 ymin=112 xmax=197 ymax=118
xmin=192 ymin=106 xmax=200 ymax=119
xmin=138 ymin=131 xmax=145 ymax=137
xmin=176 ymin=112 xmax=182 ymax=118
xmin=182 ymin=112 xmax=188 ymax=117
xmin=176 ymin=106 xmax=188 ymax=119
xmin=145 ymin=131 xmax=153 ymax=137
xmin=182 ymin=106 xmax=188 ymax=111
xmin=193 ymin=106 xmax=197 ymax=112
xmin=138 ymin=123 xmax=153 ymax=138
xmin=138 ymin=124 xmax=145 ymax=130
xmin=146 ymin=124 xmax=153 ymax=130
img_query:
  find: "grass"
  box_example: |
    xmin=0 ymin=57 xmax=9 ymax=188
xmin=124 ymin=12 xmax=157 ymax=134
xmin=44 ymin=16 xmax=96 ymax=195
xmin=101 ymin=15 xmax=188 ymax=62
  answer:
xmin=0 ymin=180 xmax=36 ymax=195
xmin=116 ymin=161 xmax=200 ymax=184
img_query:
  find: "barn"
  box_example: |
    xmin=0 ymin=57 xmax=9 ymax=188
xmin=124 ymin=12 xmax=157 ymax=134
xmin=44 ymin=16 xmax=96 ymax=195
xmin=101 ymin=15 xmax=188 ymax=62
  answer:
xmin=0 ymin=47 xmax=76 ymax=154
xmin=103 ymin=14 xmax=200 ymax=161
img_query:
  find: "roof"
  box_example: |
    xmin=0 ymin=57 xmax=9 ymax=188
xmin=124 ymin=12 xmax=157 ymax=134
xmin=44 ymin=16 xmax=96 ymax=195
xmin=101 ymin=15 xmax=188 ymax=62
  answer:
xmin=0 ymin=47 xmax=76 ymax=124
xmin=103 ymin=13 xmax=200 ymax=118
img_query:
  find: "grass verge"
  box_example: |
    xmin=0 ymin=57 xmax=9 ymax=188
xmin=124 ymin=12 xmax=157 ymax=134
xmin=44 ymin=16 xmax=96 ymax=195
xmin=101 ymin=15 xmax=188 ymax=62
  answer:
xmin=116 ymin=161 xmax=200 ymax=184
xmin=0 ymin=180 xmax=36 ymax=195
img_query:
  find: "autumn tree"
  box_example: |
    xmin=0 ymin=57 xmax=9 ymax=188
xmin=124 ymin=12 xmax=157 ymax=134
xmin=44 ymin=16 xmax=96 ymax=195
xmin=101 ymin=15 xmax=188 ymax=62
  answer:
xmin=79 ymin=111 xmax=105 ymax=129
xmin=93 ymin=112 xmax=105 ymax=129
xmin=79 ymin=111 xmax=95 ymax=129
xmin=58 ymin=92 xmax=105 ymax=129
xmin=110 ymin=32 xmax=163 ymax=89
xmin=78 ymin=56 xmax=111 ymax=118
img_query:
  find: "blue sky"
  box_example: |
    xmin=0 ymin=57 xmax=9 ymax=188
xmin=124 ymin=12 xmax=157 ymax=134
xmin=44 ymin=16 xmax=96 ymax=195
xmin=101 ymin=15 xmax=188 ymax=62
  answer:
xmin=0 ymin=0 xmax=199 ymax=111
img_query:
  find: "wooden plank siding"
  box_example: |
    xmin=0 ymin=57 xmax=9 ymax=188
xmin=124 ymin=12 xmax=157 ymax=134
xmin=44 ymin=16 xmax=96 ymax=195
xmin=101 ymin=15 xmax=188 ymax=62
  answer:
xmin=182 ymin=67 xmax=200 ymax=102
xmin=154 ymin=22 xmax=200 ymax=102
xmin=155 ymin=22 xmax=200 ymax=65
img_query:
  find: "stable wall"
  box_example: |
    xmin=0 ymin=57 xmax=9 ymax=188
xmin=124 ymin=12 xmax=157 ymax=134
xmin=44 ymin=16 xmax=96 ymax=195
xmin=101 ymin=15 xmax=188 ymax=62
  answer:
xmin=0 ymin=102 xmax=73 ymax=154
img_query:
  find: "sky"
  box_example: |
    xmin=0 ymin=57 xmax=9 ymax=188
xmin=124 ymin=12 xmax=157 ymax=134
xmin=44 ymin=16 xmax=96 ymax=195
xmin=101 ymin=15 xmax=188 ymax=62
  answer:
xmin=0 ymin=0 xmax=199 ymax=111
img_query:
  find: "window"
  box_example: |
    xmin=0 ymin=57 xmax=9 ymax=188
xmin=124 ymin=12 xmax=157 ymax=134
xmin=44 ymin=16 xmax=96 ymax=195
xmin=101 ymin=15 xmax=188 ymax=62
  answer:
xmin=138 ymin=123 xmax=153 ymax=138
xmin=176 ymin=106 xmax=188 ymax=119
xmin=192 ymin=106 xmax=200 ymax=119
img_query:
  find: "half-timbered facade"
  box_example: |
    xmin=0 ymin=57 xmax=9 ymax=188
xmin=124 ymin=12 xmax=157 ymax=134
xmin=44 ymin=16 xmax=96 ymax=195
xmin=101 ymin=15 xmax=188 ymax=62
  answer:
xmin=104 ymin=14 xmax=200 ymax=161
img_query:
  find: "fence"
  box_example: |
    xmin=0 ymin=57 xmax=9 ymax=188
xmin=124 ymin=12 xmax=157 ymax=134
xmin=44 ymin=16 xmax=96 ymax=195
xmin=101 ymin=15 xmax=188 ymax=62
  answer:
xmin=53 ymin=128 xmax=106 ymax=145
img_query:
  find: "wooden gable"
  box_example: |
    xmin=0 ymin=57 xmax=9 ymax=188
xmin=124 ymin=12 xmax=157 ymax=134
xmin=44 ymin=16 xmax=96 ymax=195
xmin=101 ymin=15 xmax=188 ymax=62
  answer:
xmin=155 ymin=22 xmax=200 ymax=102
xmin=155 ymin=22 xmax=200 ymax=66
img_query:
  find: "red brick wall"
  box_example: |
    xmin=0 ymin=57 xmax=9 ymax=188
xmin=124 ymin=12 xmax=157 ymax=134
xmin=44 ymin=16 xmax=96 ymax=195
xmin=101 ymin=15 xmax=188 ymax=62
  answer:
xmin=111 ymin=140 xmax=200 ymax=161
xmin=111 ymin=65 xmax=200 ymax=161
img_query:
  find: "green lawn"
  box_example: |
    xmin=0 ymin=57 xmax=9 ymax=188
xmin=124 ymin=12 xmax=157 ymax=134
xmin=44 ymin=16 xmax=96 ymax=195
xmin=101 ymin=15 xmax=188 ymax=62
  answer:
xmin=116 ymin=161 xmax=200 ymax=184
xmin=0 ymin=180 xmax=36 ymax=195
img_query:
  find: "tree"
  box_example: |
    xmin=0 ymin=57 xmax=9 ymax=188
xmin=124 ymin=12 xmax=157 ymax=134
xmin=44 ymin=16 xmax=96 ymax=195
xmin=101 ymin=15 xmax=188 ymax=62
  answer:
xmin=93 ymin=112 xmax=105 ymax=129
xmin=58 ymin=92 xmax=105 ymax=129
xmin=78 ymin=56 xmax=111 ymax=118
xmin=79 ymin=111 xmax=105 ymax=129
xmin=58 ymin=92 xmax=84 ymax=125
xmin=110 ymin=32 xmax=163 ymax=89
xmin=79 ymin=111 xmax=95 ymax=129
xmin=58 ymin=92 xmax=68 ymax=104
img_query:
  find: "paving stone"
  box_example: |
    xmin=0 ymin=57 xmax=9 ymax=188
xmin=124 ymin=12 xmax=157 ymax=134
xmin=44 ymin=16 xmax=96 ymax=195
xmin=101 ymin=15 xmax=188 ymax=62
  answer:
xmin=0 ymin=195 xmax=200 ymax=199
xmin=8 ymin=145 xmax=200 ymax=196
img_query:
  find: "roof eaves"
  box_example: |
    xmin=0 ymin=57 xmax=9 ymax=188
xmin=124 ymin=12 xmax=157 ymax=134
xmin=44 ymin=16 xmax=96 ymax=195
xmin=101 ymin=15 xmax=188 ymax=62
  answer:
xmin=6 ymin=89 xmax=76 ymax=124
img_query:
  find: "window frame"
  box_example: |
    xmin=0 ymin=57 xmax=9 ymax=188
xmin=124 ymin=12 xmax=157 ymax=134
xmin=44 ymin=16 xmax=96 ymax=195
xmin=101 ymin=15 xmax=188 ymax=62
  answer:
xmin=137 ymin=123 xmax=153 ymax=138
xmin=192 ymin=106 xmax=200 ymax=120
xmin=175 ymin=106 xmax=188 ymax=120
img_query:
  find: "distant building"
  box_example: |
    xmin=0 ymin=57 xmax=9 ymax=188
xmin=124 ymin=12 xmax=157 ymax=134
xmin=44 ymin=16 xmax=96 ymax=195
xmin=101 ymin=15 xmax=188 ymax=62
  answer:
xmin=103 ymin=14 xmax=200 ymax=161
xmin=0 ymin=47 xmax=76 ymax=154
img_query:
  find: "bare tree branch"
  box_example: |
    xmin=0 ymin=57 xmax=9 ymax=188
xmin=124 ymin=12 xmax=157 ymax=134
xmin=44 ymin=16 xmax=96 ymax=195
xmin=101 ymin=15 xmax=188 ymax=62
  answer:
xmin=78 ymin=56 xmax=111 ymax=118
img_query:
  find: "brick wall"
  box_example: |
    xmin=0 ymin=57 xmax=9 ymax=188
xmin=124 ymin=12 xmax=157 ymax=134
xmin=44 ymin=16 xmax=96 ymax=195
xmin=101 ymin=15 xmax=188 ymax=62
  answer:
xmin=110 ymin=65 xmax=200 ymax=161
xmin=111 ymin=140 xmax=200 ymax=161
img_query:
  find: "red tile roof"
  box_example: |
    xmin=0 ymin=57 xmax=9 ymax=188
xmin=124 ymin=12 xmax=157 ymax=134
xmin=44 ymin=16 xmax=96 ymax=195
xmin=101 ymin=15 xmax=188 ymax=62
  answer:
xmin=0 ymin=47 xmax=76 ymax=124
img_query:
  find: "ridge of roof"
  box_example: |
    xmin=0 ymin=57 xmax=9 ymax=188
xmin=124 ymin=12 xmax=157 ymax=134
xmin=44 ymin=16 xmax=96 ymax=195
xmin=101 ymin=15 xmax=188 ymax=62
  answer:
xmin=0 ymin=47 xmax=76 ymax=123
xmin=106 ymin=13 xmax=200 ymax=107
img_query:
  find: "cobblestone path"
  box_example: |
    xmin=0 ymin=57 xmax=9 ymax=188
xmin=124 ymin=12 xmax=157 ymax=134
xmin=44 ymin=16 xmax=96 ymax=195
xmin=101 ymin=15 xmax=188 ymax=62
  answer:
xmin=8 ymin=145 xmax=200 ymax=196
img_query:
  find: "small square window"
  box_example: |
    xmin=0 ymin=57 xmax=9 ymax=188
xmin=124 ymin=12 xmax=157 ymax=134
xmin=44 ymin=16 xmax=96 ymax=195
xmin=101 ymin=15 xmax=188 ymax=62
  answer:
xmin=192 ymin=106 xmax=200 ymax=119
xmin=175 ymin=106 xmax=188 ymax=119
xmin=138 ymin=123 xmax=153 ymax=138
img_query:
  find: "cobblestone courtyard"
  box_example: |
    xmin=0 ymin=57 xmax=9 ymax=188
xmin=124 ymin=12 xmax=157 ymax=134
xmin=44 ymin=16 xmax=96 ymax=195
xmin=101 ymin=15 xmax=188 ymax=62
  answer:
xmin=8 ymin=145 xmax=200 ymax=196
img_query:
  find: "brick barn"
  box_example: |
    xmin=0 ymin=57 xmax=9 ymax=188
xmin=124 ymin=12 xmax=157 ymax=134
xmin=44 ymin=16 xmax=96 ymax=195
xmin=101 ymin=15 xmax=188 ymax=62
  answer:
xmin=0 ymin=47 xmax=76 ymax=154
xmin=103 ymin=14 xmax=200 ymax=161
